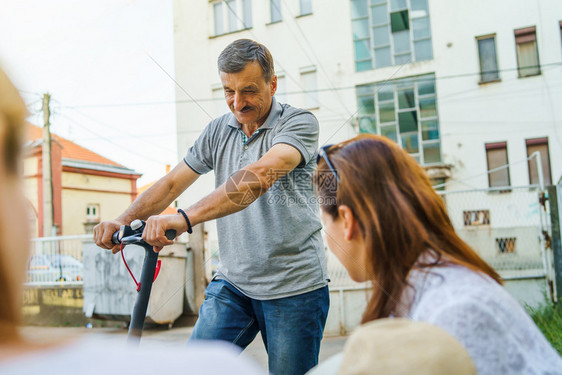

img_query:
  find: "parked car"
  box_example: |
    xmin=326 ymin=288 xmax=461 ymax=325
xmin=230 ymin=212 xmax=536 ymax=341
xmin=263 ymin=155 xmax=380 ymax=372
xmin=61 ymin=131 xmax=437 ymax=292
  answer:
xmin=27 ymin=254 xmax=83 ymax=283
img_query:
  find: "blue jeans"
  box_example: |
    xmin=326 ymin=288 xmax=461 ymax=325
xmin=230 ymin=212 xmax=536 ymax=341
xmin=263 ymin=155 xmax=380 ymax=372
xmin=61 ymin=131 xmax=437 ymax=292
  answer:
xmin=189 ymin=279 xmax=330 ymax=375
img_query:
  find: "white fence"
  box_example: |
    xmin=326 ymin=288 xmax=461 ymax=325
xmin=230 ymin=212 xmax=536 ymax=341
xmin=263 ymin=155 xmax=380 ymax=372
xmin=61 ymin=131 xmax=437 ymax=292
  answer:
xmin=26 ymin=234 xmax=91 ymax=286
xmin=439 ymin=186 xmax=547 ymax=279
xmin=440 ymin=184 xmax=556 ymax=308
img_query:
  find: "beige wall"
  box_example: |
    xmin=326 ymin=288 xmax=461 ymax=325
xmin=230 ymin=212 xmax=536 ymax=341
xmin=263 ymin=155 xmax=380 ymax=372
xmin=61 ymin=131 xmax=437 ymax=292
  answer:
xmin=61 ymin=171 xmax=134 ymax=235
xmin=62 ymin=189 xmax=132 ymax=235
xmin=62 ymin=172 xmax=131 ymax=193
xmin=23 ymin=156 xmax=38 ymax=175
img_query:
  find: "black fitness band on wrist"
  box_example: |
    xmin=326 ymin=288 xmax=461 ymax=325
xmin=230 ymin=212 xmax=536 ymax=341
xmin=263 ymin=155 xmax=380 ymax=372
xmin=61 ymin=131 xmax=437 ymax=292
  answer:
xmin=177 ymin=208 xmax=193 ymax=234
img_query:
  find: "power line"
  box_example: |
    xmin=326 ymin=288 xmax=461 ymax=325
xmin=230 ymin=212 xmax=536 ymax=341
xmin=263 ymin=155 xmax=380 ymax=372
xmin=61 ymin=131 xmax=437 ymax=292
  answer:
xmin=432 ymin=153 xmax=538 ymax=190
xmin=146 ymin=53 xmax=214 ymax=121
xmin=61 ymin=99 xmax=186 ymax=109
xmin=18 ymin=89 xmax=42 ymax=96
xmin=57 ymin=61 xmax=562 ymax=109
xmin=322 ymin=55 xmax=412 ymax=146
xmin=274 ymin=0 xmax=354 ymax=116
xmin=439 ymin=82 xmax=562 ymax=105
xmin=59 ymin=104 xmax=175 ymax=155
xmin=57 ymin=112 xmax=172 ymax=167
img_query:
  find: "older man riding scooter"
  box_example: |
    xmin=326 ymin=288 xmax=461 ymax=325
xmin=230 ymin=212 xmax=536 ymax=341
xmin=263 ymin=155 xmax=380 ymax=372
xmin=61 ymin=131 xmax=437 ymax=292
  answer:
xmin=94 ymin=39 xmax=329 ymax=375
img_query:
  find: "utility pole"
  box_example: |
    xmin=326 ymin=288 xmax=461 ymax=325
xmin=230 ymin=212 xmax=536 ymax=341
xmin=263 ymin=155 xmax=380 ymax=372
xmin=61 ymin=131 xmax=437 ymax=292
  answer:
xmin=42 ymin=93 xmax=54 ymax=237
xmin=547 ymin=185 xmax=561 ymax=302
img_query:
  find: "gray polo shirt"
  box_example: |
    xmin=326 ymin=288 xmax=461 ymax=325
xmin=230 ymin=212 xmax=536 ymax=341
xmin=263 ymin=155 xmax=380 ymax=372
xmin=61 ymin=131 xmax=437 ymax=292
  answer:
xmin=184 ymin=97 xmax=328 ymax=300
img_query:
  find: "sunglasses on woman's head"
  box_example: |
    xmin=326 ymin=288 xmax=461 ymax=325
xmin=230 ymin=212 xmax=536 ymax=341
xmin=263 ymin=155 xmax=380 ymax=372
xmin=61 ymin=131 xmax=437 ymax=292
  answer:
xmin=316 ymin=144 xmax=340 ymax=182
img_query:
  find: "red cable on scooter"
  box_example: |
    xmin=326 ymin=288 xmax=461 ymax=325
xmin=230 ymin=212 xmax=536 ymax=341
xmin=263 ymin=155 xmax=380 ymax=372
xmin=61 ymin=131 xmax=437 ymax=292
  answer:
xmin=120 ymin=243 xmax=141 ymax=292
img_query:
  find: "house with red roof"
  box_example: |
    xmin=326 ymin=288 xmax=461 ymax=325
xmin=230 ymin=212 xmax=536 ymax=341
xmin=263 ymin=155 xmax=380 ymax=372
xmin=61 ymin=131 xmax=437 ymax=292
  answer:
xmin=137 ymin=164 xmax=177 ymax=216
xmin=24 ymin=124 xmax=142 ymax=237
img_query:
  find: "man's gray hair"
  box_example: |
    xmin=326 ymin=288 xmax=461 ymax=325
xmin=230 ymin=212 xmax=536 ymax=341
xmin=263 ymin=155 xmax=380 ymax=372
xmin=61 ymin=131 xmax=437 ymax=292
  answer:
xmin=218 ymin=39 xmax=275 ymax=82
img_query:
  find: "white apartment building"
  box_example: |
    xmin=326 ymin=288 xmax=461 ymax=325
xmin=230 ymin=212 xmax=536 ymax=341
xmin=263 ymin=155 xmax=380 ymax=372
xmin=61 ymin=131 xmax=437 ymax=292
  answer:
xmin=173 ymin=0 xmax=562 ymax=315
xmin=174 ymin=0 xmax=561 ymax=195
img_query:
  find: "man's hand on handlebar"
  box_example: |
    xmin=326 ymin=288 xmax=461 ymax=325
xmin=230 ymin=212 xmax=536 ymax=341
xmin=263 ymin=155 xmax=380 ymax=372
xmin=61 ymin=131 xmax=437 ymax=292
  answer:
xmin=94 ymin=220 xmax=124 ymax=254
xmin=94 ymin=214 xmax=186 ymax=253
xmin=143 ymin=214 xmax=187 ymax=252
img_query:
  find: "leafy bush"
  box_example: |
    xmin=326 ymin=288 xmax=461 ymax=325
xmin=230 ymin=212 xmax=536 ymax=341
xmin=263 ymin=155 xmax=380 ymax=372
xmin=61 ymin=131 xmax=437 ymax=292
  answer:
xmin=527 ymin=303 xmax=562 ymax=355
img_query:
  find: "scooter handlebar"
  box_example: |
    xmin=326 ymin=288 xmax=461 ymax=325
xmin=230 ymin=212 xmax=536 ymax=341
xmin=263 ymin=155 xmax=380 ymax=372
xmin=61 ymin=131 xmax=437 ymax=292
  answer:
xmin=111 ymin=226 xmax=176 ymax=245
xmin=111 ymin=230 xmax=121 ymax=245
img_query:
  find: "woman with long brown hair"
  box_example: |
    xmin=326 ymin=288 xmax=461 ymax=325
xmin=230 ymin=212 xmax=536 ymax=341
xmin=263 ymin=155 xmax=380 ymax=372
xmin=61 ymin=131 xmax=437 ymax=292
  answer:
xmin=314 ymin=134 xmax=561 ymax=374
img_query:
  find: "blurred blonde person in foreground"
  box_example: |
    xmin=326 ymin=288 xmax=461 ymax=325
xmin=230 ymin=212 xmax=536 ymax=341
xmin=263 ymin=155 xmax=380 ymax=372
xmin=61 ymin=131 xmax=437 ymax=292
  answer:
xmin=0 ymin=68 xmax=262 ymax=375
xmin=313 ymin=134 xmax=562 ymax=375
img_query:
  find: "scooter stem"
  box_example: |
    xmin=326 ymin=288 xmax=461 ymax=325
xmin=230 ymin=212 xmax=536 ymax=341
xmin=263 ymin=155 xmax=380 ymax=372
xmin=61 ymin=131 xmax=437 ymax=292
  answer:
xmin=127 ymin=242 xmax=159 ymax=344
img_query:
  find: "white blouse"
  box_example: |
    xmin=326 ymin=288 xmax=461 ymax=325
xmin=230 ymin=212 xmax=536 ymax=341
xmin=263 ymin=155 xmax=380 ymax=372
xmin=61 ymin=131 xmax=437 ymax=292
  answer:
xmin=402 ymin=263 xmax=562 ymax=375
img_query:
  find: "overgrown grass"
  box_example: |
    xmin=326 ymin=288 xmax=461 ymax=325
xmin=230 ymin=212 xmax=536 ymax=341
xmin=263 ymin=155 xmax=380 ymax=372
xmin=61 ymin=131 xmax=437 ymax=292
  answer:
xmin=527 ymin=303 xmax=562 ymax=355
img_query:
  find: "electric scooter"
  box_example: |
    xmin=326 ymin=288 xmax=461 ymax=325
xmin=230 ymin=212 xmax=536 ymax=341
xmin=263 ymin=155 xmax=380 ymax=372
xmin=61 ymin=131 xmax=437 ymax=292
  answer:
xmin=111 ymin=219 xmax=176 ymax=344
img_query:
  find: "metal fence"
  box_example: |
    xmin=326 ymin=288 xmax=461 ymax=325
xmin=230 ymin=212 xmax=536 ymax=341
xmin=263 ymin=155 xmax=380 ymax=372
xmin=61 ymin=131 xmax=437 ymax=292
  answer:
xmin=438 ymin=185 xmax=547 ymax=277
xmin=325 ymin=185 xmax=554 ymax=296
xmin=26 ymin=234 xmax=91 ymax=286
xmin=552 ymin=177 xmax=562 ymax=301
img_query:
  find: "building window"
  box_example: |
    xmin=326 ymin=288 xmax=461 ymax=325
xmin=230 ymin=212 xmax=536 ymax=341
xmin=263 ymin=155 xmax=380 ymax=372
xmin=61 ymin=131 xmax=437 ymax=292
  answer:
xmin=390 ymin=9 xmax=410 ymax=64
xmin=351 ymin=0 xmax=373 ymax=71
xmin=276 ymin=72 xmax=287 ymax=104
xmin=485 ymin=142 xmax=510 ymax=188
xmin=243 ymin=0 xmax=252 ymax=27
xmin=356 ymin=74 xmax=441 ymax=165
xmin=300 ymin=66 xmax=319 ymax=109
xmin=212 ymin=0 xmax=252 ymax=36
xmin=300 ymin=0 xmax=313 ymax=16
xmin=477 ymin=35 xmax=499 ymax=83
xmin=463 ymin=210 xmax=490 ymax=226
xmin=496 ymin=237 xmax=516 ymax=254
xmin=350 ymin=0 xmax=433 ymax=72
xmin=270 ymin=0 xmax=282 ymax=23
xmin=213 ymin=2 xmax=225 ymax=35
xmin=86 ymin=204 xmax=100 ymax=223
xmin=514 ymin=26 xmax=540 ymax=77
xmin=526 ymin=137 xmax=552 ymax=186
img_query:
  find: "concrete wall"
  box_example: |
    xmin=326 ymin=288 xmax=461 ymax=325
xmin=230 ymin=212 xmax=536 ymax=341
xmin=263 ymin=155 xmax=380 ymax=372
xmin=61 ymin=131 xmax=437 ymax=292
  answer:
xmin=83 ymin=241 xmax=191 ymax=324
xmin=22 ymin=285 xmax=88 ymax=326
xmin=504 ymin=278 xmax=548 ymax=310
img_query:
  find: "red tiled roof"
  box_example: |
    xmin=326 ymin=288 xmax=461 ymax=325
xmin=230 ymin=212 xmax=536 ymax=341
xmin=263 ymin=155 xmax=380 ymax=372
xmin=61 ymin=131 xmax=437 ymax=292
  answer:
xmin=27 ymin=123 xmax=123 ymax=167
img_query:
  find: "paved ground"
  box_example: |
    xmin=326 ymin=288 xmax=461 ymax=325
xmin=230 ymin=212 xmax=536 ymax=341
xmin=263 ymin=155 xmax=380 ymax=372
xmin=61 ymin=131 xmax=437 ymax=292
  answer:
xmin=20 ymin=325 xmax=348 ymax=373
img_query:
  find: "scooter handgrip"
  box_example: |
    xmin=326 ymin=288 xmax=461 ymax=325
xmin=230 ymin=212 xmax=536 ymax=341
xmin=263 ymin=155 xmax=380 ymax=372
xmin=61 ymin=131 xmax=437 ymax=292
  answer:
xmin=111 ymin=231 xmax=121 ymax=245
xmin=165 ymin=229 xmax=176 ymax=241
